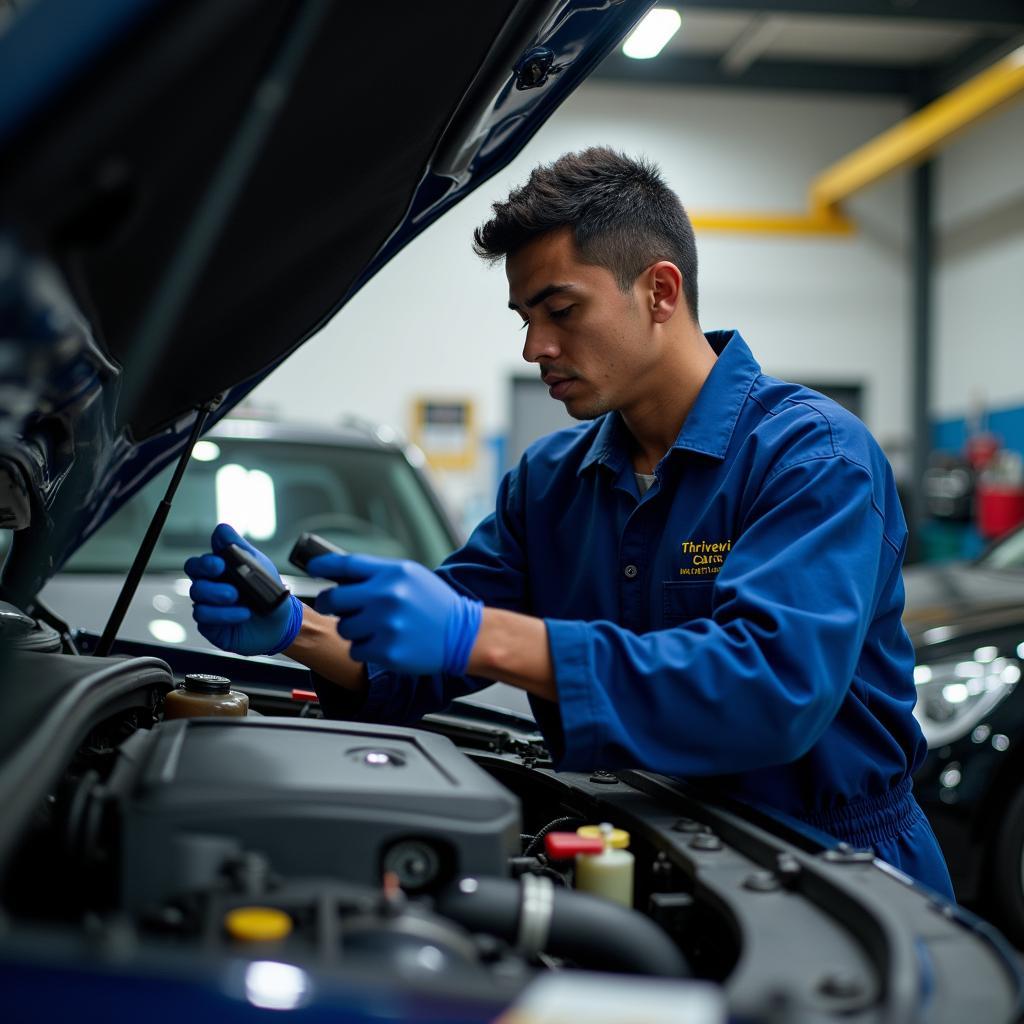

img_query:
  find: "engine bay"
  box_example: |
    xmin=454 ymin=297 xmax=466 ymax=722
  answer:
xmin=0 ymin=647 xmax=1021 ymax=1023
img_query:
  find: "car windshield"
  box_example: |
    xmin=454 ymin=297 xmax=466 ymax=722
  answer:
xmin=977 ymin=527 xmax=1024 ymax=571
xmin=0 ymin=436 xmax=455 ymax=574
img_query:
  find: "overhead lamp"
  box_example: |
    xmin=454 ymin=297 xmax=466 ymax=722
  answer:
xmin=622 ymin=8 xmax=681 ymax=60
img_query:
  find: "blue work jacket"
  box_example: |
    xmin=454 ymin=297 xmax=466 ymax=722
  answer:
xmin=319 ymin=330 xmax=928 ymax=843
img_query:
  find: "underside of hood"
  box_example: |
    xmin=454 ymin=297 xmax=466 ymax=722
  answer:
xmin=0 ymin=0 xmax=650 ymax=603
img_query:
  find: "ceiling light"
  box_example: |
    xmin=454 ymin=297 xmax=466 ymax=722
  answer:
xmin=622 ymin=8 xmax=681 ymax=60
xmin=215 ymin=464 xmax=277 ymax=541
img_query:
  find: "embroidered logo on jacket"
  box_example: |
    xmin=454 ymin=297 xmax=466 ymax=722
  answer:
xmin=680 ymin=539 xmax=732 ymax=576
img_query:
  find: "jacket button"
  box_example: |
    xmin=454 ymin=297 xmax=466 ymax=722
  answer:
xmin=624 ymin=564 xmax=638 ymax=578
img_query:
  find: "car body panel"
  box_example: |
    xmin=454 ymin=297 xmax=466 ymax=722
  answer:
xmin=31 ymin=416 xmax=462 ymax=650
xmin=904 ymin=537 xmax=1024 ymax=908
xmin=0 ymin=0 xmax=653 ymax=603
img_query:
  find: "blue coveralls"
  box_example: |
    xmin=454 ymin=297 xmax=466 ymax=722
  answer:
xmin=315 ymin=330 xmax=953 ymax=898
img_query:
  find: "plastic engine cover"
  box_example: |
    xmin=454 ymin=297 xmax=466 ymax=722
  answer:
xmin=110 ymin=717 xmax=521 ymax=912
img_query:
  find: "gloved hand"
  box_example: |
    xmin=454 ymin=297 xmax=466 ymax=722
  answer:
xmin=184 ymin=523 xmax=304 ymax=656
xmin=308 ymin=552 xmax=483 ymax=676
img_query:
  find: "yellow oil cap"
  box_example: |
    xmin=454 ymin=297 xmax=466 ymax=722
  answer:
xmin=577 ymin=824 xmax=631 ymax=849
xmin=224 ymin=906 xmax=293 ymax=942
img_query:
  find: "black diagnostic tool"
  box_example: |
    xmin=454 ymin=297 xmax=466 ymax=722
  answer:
xmin=289 ymin=532 xmax=348 ymax=575
xmin=223 ymin=543 xmax=290 ymax=616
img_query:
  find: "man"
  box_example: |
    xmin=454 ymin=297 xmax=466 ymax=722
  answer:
xmin=187 ymin=147 xmax=952 ymax=897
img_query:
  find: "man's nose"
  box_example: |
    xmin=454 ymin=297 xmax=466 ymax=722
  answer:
xmin=522 ymin=324 xmax=560 ymax=364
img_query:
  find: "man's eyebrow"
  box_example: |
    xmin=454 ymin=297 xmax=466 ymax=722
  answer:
xmin=508 ymin=283 xmax=577 ymax=311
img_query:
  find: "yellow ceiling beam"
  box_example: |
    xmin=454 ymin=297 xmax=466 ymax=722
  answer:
xmin=811 ymin=44 xmax=1024 ymax=215
xmin=688 ymin=44 xmax=1024 ymax=236
xmin=690 ymin=210 xmax=854 ymax=236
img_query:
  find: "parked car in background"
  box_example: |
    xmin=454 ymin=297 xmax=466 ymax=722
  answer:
xmin=7 ymin=417 xmax=461 ymax=654
xmin=907 ymin=526 xmax=1024 ymax=942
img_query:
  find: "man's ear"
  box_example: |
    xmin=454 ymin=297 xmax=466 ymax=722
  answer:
xmin=645 ymin=261 xmax=684 ymax=324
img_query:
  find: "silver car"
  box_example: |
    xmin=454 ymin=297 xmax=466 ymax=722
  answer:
xmin=27 ymin=417 xmax=461 ymax=654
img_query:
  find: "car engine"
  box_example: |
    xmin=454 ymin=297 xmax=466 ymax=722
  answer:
xmin=1 ymin=648 xmax=1021 ymax=1023
xmin=104 ymin=718 xmax=520 ymax=909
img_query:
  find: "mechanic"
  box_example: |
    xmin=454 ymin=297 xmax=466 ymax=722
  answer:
xmin=186 ymin=147 xmax=953 ymax=898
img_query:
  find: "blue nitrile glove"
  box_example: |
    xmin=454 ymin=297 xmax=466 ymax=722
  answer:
xmin=184 ymin=523 xmax=304 ymax=656
xmin=308 ymin=552 xmax=483 ymax=676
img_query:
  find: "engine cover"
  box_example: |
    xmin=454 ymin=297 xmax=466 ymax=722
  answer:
xmin=108 ymin=717 xmax=521 ymax=913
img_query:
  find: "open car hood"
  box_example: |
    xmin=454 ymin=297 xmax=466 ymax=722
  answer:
xmin=0 ymin=0 xmax=649 ymax=604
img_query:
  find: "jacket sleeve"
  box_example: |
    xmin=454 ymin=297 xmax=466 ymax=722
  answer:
xmin=311 ymin=464 xmax=530 ymax=723
xmin=544 ymin=454 xmax=901 ymax=775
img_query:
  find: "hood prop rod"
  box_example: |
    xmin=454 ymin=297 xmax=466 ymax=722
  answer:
xmin=95 ymin=404 xmax=213 ymax=657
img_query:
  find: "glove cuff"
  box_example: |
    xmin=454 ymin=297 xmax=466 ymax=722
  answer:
xmin=266 ymin=595 xmax=305 ymax=656
xmin=442 ymin=596 xmax=483 ymax=676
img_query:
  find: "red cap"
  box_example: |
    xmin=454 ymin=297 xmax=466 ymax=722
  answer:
xmin=291 ymin=688 xmax=320 ymax=703
xmin=544 ymin=832 xmax=604 ymax=860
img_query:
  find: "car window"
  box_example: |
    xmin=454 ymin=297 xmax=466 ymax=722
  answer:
xmin=0 ymin=437 xmax=455 ymax=575
xmin=977 ymin=527 xmax=1024 ymax=571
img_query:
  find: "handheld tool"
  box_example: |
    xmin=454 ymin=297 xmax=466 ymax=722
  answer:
xmin=289 ymin=532 xmax=348 ymax=575
xmin=222 ymin=543 xmax=290 ymax=616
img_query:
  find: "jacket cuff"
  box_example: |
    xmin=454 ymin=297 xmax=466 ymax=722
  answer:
xmin=545 ymin=618 xmax=602 ymax=769
xmin=309 ymin=662 xmax=395 ymax=722
xmin=309 ymin=669 xmax=366 ymax=719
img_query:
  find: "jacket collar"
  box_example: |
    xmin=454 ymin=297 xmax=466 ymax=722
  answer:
xmin=578 ymin=329 xmax=760 ymax=476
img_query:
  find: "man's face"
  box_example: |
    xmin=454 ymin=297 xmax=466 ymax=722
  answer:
xmin=506 ymin=227 xmax=656 ymax=421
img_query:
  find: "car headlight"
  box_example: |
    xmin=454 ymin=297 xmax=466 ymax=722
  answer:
xmin=913 ymin=647 xmax=1020 ymax=747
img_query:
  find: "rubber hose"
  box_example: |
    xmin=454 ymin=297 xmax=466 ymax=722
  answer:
xmin=436 ymin=877 xmax=690 ymax=977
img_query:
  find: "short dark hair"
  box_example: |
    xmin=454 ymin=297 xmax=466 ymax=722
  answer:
xmin=473 ymin=146 xmax=699 ymax=321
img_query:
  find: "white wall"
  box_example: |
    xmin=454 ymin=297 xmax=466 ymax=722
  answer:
xmin=251 ymin=81 xmax=914 ymax=484
xmin=934 ymin=99 xmax=1024 ymax=420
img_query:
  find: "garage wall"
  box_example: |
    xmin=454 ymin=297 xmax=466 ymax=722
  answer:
xmin=251 ymin=81 xmax=913 ymax=472
xmin=933 ymin=99 xmax=1024 ymax=447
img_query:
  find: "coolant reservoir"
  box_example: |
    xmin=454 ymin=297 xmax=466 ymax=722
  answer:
xmin=574 ymin=823 xmax=634 ymax=907
xmin=164 ymin=673 xmax=249 ymax=719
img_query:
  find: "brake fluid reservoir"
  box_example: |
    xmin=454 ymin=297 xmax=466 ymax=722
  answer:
xmin=574 ymin=823 xmax=634 ymax=907
xmin=164 ymin=673 xmax=249 ymax=719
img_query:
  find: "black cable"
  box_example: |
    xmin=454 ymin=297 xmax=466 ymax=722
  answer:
xmin=95 ymin=404 xmax=213 ymax=656
xmin=523 ymin=815 xmax=585 ymax=857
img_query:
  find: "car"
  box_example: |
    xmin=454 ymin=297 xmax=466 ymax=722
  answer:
xmin=1 ymin=2 xmax=1022 ymax=1022
xmin=907 ymin=524 xmax=1024 ymax=944
xmin=6 ymin=416 xmax=463 ymax=656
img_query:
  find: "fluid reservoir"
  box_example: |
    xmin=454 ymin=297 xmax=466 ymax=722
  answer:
xmin=164 ymin=673 xmax=249 ymax=719
xmin=544 ymin=823 xmax=635 ymax=907
xmin=574 ymin=823 xmax=634 ymax=907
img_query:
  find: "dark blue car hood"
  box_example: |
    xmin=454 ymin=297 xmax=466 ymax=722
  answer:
xmin=0 ymin=0 xmax=650 ymax=604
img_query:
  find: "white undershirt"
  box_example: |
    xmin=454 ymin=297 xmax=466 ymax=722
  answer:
xmin=635 ymin=472 xmax=656 ymax=496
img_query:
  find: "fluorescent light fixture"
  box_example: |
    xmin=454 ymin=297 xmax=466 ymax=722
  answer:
xmin=622 ymin=8 xmax=681 ymax=60
xmin=215 ymin=464 xmax=277 ymax=541
xmin=246 ymin=469 xmax=276 ymax=540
